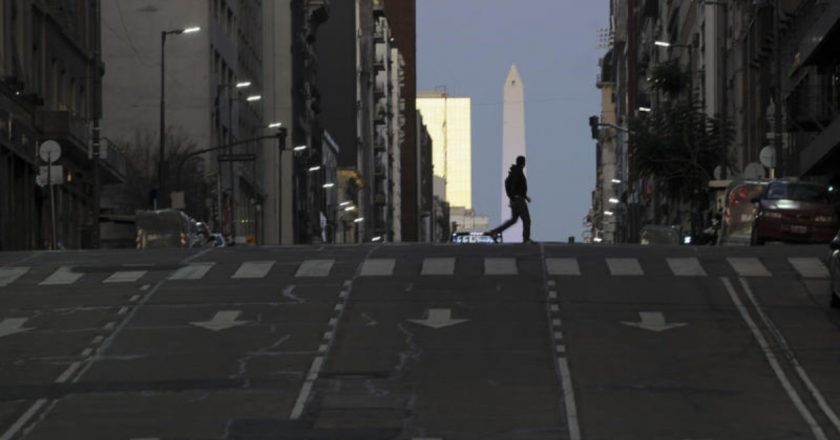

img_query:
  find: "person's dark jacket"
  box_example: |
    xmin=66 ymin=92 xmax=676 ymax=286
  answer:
xmin=505 ymin=164 xmax=528 ymax=199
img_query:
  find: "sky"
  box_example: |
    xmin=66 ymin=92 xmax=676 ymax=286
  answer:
xmin=417 ymin=0 xmax=609 ymax=241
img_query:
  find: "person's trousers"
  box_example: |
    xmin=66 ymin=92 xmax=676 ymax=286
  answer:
xmin=489 ymin=197 xmax=531 ymax=241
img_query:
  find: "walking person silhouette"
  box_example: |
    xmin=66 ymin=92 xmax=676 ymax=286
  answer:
xmin=487 ymin=155 xmax=535 ymax=243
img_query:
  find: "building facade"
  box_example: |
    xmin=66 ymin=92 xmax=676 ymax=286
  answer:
xmin=1 ymin=0 xmax=125 ymax=250
xmin=416 ymin=91 xmax=473 ymax=210
xmin=592 ymin=0 xmax=840 ymax=243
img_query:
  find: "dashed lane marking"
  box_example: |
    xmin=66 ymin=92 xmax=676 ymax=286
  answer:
xmin=484 ymin=258 xmax=518 ymax=275
xmin=667 ymin=258 xmax=707 ymax=277
xmin=421 ymin=257 xmax=456 ymax=276
xmin=360 ymin=259 xmax=396 ymax=276
xmin=103 ymin=271 xmax=147 ymax=284
xmin=546 ymin=258 xmax=581 ymax=276
xmin=727 ymin=258 xmax=771 ymax=278
xmin=39 ymin=266 xmax=83 ymax=285
xmin=0 ymin=267 xmax=29 ymax=287
xmin=168 ymin=262 xmax=215 ymax=280
xmin=295 ymin=260 xmax=335 ymax=277
xmin=788 ymin=258 xmax=829 ymax=279
xmin=606 ymin=258 xmax=644 ymax=276
xmin=232 ymin=261 xmax=275 ymax=279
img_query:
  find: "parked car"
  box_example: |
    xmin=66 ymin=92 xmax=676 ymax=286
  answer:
xmin=720 ymin=179 xmax=769 ymax=246
xmin=451 ymin=232 xmax=498 ymax=244
xmin=752 ymin=181 xmax=838 ymax=245
xmin=829 ymin=232 xmax=840 ymax=308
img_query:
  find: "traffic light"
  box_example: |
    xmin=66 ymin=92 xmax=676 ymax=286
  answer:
xmin=589 ymin=116 xmax=600 ymax=140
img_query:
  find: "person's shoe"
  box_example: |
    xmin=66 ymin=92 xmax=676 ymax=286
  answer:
xmin=524 ymin=239 xmax=538 ymax=244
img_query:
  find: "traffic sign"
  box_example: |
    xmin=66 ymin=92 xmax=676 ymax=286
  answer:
xmin=759 ymin=146 xmax=777 ymax=168
xmin=39 ymin=140 xmax=61 ymax=163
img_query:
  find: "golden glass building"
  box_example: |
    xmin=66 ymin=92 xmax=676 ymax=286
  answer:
xmin=416 ymin=91 xmax=473 ymax=210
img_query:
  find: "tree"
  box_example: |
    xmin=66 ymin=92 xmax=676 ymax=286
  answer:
xmin=630 ymin=61 xmax=734 ymax=233
xmin=107 ymin=129 xmax=213 ymax=222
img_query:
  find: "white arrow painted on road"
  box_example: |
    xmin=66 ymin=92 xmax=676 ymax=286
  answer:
xmin=0 ymin=318 xmax=33 ymax=338
xmin=190 ymin=311 xmax=249 ymax=332
xmin=408 ymin=309 xmax=468 ymax=330
xmin=622 ymin=312 xmax=687 ymax=332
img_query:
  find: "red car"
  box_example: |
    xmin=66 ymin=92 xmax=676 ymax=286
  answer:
xmin=752 ymin=181 xmax=838 ymax=245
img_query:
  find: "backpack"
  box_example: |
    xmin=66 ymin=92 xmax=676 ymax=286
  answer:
xmin=504 ymin=172 xmax=513 ymax=198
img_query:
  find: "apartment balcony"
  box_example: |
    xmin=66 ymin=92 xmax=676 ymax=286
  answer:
xmin=33 ymin=110 xmax=90 ymax=156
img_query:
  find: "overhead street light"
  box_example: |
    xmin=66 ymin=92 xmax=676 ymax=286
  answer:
xmin=235 ymin=81 xmax=252 ymax=88
xmin=308 ymin=165 xmax=322 ymax=172
xmin=267 ymin=122 xmax=283 ymax=129
xmin=654 ymin=40 xmax=671 ymax=47
xmin=344 ymin=206 xmax=357 ymax=212
xmin=246 ymin=95 xmax=262 ymax=102
xmin=339 ymin=201 xmax=352 ymax=207
xmin=323 ymin=182 xmax=335 ymax=189
xmin=611 ymin=179 xmax=622 ymax=184
xmin=354 ymin=217 xmax=365 ymax=223
xmin=158 ymin=25 xmax=201 ymax=209
xmin=293 ymin=145 xmax=308 ymax=152
xmin=604 ymin=211 xmax=615 ymax=217
xmin=609 ymin=198 xmax=620 ymax=204
xmin=638 ymin=107 xmax=652 ymax=113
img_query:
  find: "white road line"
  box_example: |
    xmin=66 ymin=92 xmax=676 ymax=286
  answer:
xmin=558 ymin=357 xmax=582 ymax=440
xmin=546 ymin=258 xmax=581 ymax=276
xmin=91 ymin=335 xmax=105 ymax=345
xmin=80 ymin=347 xmax=93 ymax=357
xmin=39 ymin=266 xmax=83 ymax=285
xmin=553 ymin=331 xmax=564 ymax=340
xmin=117 ymin=306 xmax=129 ymax=316
xmin=103 ymin=322 xmax=116 ymax=331
xmin=552 ymin=319 xmax=562 ymax=327
xmin=103 ymin=270 xmax=147 ymax=283
xmin=606 ymin=258 xmax=644 ymax=276
xmin=788 ymin=258 xmax=829 ymax=279
xmin=0 ymin=398 xmax=48 ymax=440
xmin=721 ymin=277 xmax=828 ymax=440
xmin=168 ymin=262 xmax=215 ymax=280
xmin=484 ymin=258 xmax=518 ymax=275
xmin=232 ymin=261 xmax=275 ymax=279
xmin=129 ymin=295 xmax=141 ymax=302
xmin=727 ymin=257 xmax=771 ymax=277
xmin=291 ymin=356 xmax=326 ymax=419
xmin=0 ymin=267 xmax=29 ymax=287
xmin=667 ymin=258 xmax=707 ymax=277
xmin=295 ymin=260 xmax=335 ymax=277
xmin=55 ymin=361 xmax=82 ymax=383
xmin=557 ymin=345 xmax=566 ymax=353
xmin=360 ymin=259 xmax=396 ymax=276
xmin=421 ymin=257 xmax=456 ymax=276
xmin=738 ymin=278 xmax=840 ymax=434
xmin=547 ymin=280 xmax=557 ymax=287
xmin=549 ymin=291 xmax=558 ymax=300
xmin=550 ymin=304 xmax=560 ymax=312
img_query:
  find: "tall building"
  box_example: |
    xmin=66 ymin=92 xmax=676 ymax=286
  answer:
xmin=101 ymin=0 xmax=270 ymax=244
xmin=416 ymin=91 xmax=473 ymax=210
xmin=501 ymin=65 xmax=527 ymax=243
xmin=318 ymin=0 xmax=405 ymax=242
xmin=383 ymin=0 xmax=423 ymax=241
xmin=1 ymin=0 xmax=125 ymax=250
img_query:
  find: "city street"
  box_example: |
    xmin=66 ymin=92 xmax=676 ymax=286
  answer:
xmin=1 ymin=243 xmax=839 ymax=439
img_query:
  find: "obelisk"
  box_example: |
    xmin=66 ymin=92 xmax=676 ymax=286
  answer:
xmin=501 ymin=65 xmax=526 ymax=243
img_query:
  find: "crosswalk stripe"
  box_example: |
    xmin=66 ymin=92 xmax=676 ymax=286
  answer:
xmin=0 ymin=267 xmax=29 ymax=287
xmin=39 ymin=266 xmax=83 ymax=285
xmin=727 ymin=258 xmax=771 ymax=277
xmin=606 ymin=258 xmax=643 ymax=276
xmin=232 ymin=261 xmax=275 ymax=279
xmin=667 ymin=258 xmax=707 ymax=277
xmin=295 ymin=260 xmax=335 ymax=277
xmin=788 ymin=258 xmax=829 ymax=279
xmin=103 ymin=271 xmax=147 ymax=283
xmin=169 ymin=263 xmax=215 ymax=280
xmin=360 ymin=259 xmax=395 ymax=276
xmin=484 ymin=258 xmax=518 ymax=275
xmin=546 ymin=258 xmax=580 ymax=276
xmin=421 ymin=258 xmax=456 ymax=275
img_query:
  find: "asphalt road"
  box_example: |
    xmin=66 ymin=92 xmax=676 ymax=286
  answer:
xmin=0 ymin=243 xmax=838 ymax=439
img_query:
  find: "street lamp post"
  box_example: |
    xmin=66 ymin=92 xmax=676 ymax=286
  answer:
xmin=224 ymin=90 xmax=261 ymax=244
xmin=158 ymin=26 xmax=200 ymax=210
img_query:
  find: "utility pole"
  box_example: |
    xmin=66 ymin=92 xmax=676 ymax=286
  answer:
xmin=773 ymin=0 xmax=784 ymax=177
xmin=91 ymin=0 xmax=102 ymax=249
